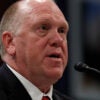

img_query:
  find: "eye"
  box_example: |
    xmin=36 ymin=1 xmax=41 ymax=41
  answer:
xmin=57 ymin=27 xmax=68 ymax=40
xmin=40 ymin=24 xmax=50 ymax=31
xmin=58 ymin=27 xmax=66 ymax=34
xmin=36 ymin=24 xmax=50 ymax=37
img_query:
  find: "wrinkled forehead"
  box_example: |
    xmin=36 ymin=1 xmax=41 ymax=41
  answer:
xmin=19 ymin=0 xmax=55 ymax=9
xmin=18 ymin=0 xmax=65 ymax=17
xmin=17 ymin=0 xmax=68 ymax=27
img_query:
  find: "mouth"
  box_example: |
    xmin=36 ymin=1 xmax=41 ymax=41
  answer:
xmin=44 ymin=52 xmax=64 ymax=68
xmin=47 ymin=53 xmax=63 ymax=60
xmin=49 ymin=54 xmax=60 ymax=58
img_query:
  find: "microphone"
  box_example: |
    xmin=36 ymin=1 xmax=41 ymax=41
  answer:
xmin=74 ymin=62 xmax=100 ymax=75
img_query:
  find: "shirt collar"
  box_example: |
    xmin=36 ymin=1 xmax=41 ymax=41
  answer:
xmin=7 ymin=64 xmax=53 ymax=100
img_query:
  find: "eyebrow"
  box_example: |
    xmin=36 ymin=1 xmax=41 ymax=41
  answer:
xmin=31 ymin=14 xmax=69 ymax=29
xmin=35 ymin=16 xmax=68 ymax=25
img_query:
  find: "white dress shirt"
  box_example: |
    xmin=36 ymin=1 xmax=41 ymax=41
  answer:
xmin=7 ymin=64 xmax=53 ymax=100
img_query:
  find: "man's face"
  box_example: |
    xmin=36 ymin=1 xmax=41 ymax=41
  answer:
xmin=15 ymin=1 xmax=69 ymax=83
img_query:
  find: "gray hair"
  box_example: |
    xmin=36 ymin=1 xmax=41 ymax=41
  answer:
xmin=0 ymin=1 xmax=27 ymax=57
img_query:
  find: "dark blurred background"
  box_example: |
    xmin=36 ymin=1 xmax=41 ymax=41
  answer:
xmin=1 ymin=0 xmax=100 ymax=100
xmin=55 ymin=0 xmax=100 ymax=100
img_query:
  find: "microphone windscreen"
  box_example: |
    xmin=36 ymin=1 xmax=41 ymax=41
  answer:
xmin=74 ymin=62 xmax=89 ymax=72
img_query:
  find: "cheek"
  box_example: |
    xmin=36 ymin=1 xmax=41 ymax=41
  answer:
xmin=25 ymin=37 xmax=48 ymax=60
xmin=15 ymin=40 xmax=26 ymax=59
xmin=27 ymin=33 xmax=48 ymax=49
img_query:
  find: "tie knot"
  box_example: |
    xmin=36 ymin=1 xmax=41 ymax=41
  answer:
xmin=42 ymin=96 xmax=50 ymax=100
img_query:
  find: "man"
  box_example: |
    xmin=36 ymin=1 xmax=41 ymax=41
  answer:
xmin=0 ymin=0 xmax=72 ymax=100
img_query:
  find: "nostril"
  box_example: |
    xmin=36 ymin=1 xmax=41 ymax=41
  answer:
xmin=52 ymin=43 xmax=59 ymax=47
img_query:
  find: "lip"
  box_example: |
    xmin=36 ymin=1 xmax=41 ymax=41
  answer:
xmin=46 ymin=51 xmax=63 ymax=61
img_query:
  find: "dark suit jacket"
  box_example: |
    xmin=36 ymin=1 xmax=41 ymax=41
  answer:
xmin=0 ymin=63 xmax=73 ymax=100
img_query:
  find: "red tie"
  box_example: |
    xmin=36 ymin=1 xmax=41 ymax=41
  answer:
xmin=42 ymin=96 xmax=50 ymax=100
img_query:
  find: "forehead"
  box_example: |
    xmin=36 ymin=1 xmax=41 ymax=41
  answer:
xmin=27 ymin=0 xmax=67 ymax=22
xmin=28 ymin=0 xmax=64 ymax=16
xmin=19 ymin=0 xmax=65 ymax=16
xmin=18 ymin=0 xmax=68 ymax=28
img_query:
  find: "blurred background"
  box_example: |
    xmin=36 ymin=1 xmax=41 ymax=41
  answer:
xmin=1 ymin=0 xmax=100 ymax=100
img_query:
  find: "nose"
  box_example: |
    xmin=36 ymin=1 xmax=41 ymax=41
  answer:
xmin=49 ymin=32 xmax=63 ymax=47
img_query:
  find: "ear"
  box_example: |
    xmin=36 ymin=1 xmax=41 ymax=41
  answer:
xmin=2 ymin=31 xmax=16 ymax=56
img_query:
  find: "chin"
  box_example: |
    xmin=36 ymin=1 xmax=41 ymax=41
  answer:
xmin=46 ymin=70 xmax=63 ymax=83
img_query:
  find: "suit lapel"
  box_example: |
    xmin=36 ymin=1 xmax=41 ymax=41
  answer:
xmin=0 ymin=63 xmax=32 ymax=100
